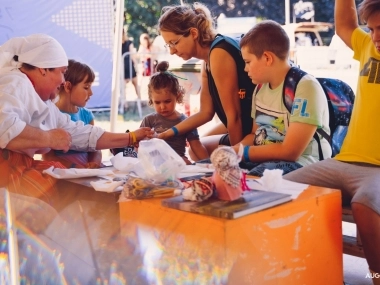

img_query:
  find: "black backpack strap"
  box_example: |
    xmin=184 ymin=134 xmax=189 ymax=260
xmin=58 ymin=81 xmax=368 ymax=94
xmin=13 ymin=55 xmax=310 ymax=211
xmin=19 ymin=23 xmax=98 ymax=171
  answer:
xmin=315 ymin=78 xmax=334 ymax=146
xmin=254 ymin=84 xmax=262 ymax=96
xmin=316 ymin=128 xmax=331 ymax=144
xmin=313 ymin=133 xmax=324 ymax=161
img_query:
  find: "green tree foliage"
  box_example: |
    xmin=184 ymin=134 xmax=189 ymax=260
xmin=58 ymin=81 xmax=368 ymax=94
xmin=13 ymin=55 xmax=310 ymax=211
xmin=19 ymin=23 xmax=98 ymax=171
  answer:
xmin=125 ymin=0 xmax=364 ymax=46
xmin=124 ymin=0 xmax=164 ymax=47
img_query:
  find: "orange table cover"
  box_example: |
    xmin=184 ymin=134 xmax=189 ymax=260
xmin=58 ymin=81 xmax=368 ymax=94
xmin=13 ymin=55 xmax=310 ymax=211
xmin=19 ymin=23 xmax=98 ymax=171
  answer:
xmin=119 ymin=185 xmax=342 ymax=284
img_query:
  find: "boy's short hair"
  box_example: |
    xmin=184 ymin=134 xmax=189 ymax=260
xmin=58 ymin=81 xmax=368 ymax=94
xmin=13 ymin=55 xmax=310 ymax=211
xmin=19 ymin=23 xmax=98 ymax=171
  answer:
xmin=358 ymin=0 xmax=380 ymax=24
xmin=240 ymin=20 xmax=290 ymax=61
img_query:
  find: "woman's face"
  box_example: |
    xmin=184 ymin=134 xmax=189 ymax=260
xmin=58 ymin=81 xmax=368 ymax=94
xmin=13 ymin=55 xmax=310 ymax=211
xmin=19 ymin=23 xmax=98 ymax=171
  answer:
xmin=36 ymin=66 xmax=67 ymax=101
xmin=160 ymin=31 xmax=193 ymax=60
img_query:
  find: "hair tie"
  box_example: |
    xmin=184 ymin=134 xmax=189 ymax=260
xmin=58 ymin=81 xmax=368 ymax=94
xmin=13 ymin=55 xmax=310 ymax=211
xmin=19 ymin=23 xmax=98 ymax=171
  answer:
xmin=163 ymin=70 xmax=188 ymax=80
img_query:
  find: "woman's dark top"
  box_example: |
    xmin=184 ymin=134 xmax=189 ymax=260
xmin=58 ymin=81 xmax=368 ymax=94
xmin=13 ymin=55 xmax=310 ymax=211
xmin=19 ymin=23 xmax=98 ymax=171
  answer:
xmin=206 ymin=35 xmax=256 ymax=138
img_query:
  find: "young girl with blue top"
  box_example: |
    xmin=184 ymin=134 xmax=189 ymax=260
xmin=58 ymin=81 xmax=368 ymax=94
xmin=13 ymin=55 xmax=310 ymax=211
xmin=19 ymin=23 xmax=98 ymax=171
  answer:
xmin=43 ymin=60 xmax=101 ymax=168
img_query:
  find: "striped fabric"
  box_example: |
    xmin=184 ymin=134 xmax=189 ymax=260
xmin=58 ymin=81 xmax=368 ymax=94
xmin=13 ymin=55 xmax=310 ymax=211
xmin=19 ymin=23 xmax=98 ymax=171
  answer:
xmin=0 ymin=149 xmax=66 ymax=205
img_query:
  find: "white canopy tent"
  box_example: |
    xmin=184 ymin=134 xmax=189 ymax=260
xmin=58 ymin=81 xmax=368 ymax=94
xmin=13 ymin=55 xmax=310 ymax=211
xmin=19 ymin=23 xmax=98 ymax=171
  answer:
xmin=285 ymin=0 xmax=291 ymax=24
xmin=110 ymin=0 xmax=125 ymax=132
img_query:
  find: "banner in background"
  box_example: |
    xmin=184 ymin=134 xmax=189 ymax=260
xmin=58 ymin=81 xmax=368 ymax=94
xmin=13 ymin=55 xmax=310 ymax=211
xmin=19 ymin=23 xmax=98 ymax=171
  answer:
xmin=293 ymin=0 xmax=315 ymax=22
xmin=0 ymin=0 xmax=114 ymax=109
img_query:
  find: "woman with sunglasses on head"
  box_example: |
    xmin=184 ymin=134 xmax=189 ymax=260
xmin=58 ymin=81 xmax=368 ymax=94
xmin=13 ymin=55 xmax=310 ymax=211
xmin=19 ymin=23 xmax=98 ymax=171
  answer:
xmin=157 ymin=2 xmax=255 ymax=160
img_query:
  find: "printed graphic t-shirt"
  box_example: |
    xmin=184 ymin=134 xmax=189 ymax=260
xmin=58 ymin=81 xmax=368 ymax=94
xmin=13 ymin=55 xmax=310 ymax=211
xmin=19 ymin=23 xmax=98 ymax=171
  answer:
xmin=252 ymin=74 xmax=331 ymax=165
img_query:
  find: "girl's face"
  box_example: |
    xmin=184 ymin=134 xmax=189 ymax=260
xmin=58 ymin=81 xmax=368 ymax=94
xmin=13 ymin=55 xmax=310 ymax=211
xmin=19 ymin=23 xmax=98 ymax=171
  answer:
xmin=69 ymin=75 xmax=93 ymax=107
xmin=151 ymin=88 xmax=178 ymax=119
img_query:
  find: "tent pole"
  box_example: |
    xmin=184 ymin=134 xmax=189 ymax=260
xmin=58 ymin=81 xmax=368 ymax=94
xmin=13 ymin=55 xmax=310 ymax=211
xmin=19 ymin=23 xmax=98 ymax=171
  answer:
xmin=110 ymin=0 xmax=125 ymax=132
xmin=285 ymin=0 xmax=291 ymax=24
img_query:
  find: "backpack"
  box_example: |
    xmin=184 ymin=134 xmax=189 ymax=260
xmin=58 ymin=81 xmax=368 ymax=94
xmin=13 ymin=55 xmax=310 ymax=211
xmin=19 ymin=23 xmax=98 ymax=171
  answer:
xmin=255 ymin=67 xmax=355 ymax=159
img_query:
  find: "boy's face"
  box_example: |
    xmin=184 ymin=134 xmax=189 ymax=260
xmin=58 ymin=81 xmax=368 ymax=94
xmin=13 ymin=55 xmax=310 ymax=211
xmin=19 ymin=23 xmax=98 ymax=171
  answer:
xmin=367 ymin=11 xmax=380 ymax=52
xmin=241 ymin=46 xmax=266 ymax=84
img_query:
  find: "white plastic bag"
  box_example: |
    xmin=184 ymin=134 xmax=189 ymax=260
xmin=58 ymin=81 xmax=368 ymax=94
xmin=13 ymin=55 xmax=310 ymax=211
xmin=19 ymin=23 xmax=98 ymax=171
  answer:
xmin=134 ymin=138 xmax=186 ymax=183
xmin=110 ymin=152 xmax=139 ymax=172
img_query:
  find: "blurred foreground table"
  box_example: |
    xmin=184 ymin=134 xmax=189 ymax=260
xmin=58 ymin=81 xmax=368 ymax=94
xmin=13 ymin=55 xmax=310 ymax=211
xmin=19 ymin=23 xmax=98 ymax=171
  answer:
xmin=119 ymin=185 xmax=342 ymax=285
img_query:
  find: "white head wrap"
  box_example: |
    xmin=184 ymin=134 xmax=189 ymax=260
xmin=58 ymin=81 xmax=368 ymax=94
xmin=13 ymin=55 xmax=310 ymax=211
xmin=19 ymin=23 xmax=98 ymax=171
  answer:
xmin=0 ymin=34 xmax=68 ymax=70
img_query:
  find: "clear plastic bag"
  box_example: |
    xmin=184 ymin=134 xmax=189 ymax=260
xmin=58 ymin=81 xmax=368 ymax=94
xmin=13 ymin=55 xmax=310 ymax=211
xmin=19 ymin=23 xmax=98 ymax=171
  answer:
xmin=134 ymin=138 xmax=186 ymax=183
xmin=120 ymin=175 xmax=182 ymax=200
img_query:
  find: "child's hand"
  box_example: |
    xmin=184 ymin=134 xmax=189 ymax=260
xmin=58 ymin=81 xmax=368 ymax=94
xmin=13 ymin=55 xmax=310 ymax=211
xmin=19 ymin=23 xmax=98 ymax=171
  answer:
xmin=134 ymin=127 xmax=154 ymax=141
xmin=232 ymin=144 xmax=240 ymax=154
xmin=86 ymin=162 xmax=101 ymax=169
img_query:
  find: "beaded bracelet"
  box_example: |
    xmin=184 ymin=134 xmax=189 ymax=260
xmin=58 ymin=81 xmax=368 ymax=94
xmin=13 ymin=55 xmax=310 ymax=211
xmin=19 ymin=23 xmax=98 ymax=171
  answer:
xmin=243 ymin=145 xmax=251 ymax=163
xmin=171 ymin=126 xmax=179 ymax=137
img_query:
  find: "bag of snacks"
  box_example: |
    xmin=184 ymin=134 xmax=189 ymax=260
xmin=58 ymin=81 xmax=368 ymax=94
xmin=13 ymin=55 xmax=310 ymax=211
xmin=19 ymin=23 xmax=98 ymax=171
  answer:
xmin=120 ymin=175 xmax=182 ymax=200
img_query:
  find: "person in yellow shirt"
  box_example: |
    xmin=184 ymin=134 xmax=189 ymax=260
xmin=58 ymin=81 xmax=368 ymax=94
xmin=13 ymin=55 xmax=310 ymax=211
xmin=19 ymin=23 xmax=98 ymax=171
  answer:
xmin=284 ymin=0 xmax=380 ymax=283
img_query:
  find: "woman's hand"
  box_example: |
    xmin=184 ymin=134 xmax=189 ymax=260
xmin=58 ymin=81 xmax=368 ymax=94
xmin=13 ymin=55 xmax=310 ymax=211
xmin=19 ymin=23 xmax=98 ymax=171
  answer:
xmin=134 ymin=127 xmax=154 ymax=141
xmin=157 ymin=130 xmax=171 ymax=140
xmin=86 ymin=162 xmax=101 ymax=169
